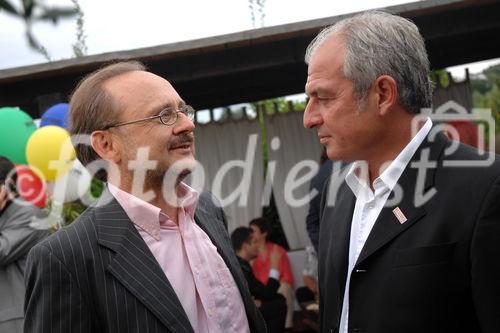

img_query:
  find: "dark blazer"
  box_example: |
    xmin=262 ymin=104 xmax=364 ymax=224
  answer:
xmin=24 ymin=189 xmax=266 ymax=333
xmin=318 ymin=132 xmax=500 ymax=333
xmin=237 ymin=256 xmax=281 ymax=301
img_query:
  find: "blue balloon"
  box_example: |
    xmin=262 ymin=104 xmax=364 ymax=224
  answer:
xmin=40 ymin=103 xmax=69 ymax=129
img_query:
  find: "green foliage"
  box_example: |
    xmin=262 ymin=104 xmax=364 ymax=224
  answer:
xmin=60 ymin=178 xmax=104 ymax=226
xmin=251 ymin=97 xmax=306 ymax=115
xmin=431 ymin=69 xmax=450 ymax=88
xmin=89 ymin=177 xmax=105 ymax=198
xmin=250 ymin=96 xmax=307 ymax=173
xmin=471 ymin=64 xmax=500 ymax=134
xmin=61 ymin=200 xmax=87 ymax=224
xmin=471 ymin=77 xmax=492 ymax=95
xmin=43 ymin=178 xmax=105 ymax=230
xmin=251 ymin=97 xmax=287 ymax=115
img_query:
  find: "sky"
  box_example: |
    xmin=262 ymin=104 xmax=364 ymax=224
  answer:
xmin=0 ymin=0 xmax=499 ymax=77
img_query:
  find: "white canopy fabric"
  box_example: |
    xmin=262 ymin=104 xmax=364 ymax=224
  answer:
xmin=193 ymin=119 xmax=264 ymax=232
xmin=265 ymin=111 xmax=323 ymax=249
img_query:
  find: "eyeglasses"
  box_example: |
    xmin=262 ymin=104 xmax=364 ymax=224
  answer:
xmin=104 ymin=105 xmax=196 ymax=130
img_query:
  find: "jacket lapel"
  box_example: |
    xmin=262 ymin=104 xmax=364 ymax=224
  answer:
xmin=323 ymin=182 xmax=356 ymax=298
xmin=354 ymin=132 xmax=448 ymax=268
xmin=94 ymin=189 xmax=194 ymax=333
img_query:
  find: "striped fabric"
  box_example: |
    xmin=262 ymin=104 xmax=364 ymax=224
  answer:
xmin=24 ymin=189 xmax=266 ymax=333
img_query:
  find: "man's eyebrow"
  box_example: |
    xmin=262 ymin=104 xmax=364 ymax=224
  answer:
xmin=305 ymin=88 xmax=320 ymax=98
xmin=149 ymin=100 xmax=186 ymax=115
xmin=149 ymin=103 xmax=171 ymax=116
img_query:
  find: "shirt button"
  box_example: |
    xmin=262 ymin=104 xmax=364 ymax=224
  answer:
xmin=368 ymin=203 xmax=375 ymax=209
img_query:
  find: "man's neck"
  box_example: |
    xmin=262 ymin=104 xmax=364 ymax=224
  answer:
xmin=364 ymin=116 xmax=420 ymax=186
xmin=109 ymin=177 xmax=182 ymax=224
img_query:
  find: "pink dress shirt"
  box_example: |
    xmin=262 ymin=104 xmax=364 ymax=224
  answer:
xmin=108 ymin=183 xmax=249 ymax=333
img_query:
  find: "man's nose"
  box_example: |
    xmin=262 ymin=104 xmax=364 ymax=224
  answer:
xmin=173 ymin=112 xmax=195 ymax=134
xmin=303 ymin=100 xmax=321 ymax=129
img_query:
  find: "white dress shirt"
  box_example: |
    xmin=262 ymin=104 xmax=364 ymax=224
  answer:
xmin=339 ymin=118 xmax=432 ymax=333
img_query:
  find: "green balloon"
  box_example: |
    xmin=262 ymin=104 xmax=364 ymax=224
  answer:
xmin=0 ymin=107 xmax=37 ymax=164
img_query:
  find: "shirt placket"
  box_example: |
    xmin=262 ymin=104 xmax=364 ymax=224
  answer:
xmin=180 ymin=209 xmax=218 ymax=332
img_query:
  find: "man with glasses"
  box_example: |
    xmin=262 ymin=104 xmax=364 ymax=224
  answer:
xmin=24 ymin=62 xmax=266 ymax=333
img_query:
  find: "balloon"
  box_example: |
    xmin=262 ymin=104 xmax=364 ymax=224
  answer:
xmin=0 ymin=107 xmax=37 ymax=164
xmin=26 ymin=126 xmax=76 ymax=181
xmin=47 ymin=159 xmax=92 ymax=203
xmin=15 ymin=165 xmax=47 ymax=208
xmin=40 ymin=103 xmax=69 ymax=129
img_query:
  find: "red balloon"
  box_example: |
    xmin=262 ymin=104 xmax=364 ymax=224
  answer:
xmin=14 ymin=165 xmax=47 ymax=208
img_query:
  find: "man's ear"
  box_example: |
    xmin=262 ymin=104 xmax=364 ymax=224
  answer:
xmin=372 ymin=75 xmax=398 ymax=116
xmin=90 ymin=130 xmax=121 ymax=163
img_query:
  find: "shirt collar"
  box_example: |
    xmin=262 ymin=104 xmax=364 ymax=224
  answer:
xmin=346 ymin=117 xmax=433 ymax=198
xmin=108 ymin=182 xmax=199 ymax=240
xmin=345 ymin=161 xmax=371 ymax=199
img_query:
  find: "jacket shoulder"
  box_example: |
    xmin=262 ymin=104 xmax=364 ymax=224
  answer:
xmin=31 ymin=206 xmax=99 ymax=262
xmin=2 ymin=198 xmax=46 ymax=225
xmin=440 ymin=142 xmax=500 ymax=180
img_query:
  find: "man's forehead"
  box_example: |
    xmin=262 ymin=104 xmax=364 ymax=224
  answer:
xmin=310 ymin=35 xmax=344 ymax=66
xmin=306 ymin=34 xmax=346 ymax=90
xmin=103 ymin=71 xmax=180 ymax=108
xmin=104 ymin=70 xmax=173 ymax=92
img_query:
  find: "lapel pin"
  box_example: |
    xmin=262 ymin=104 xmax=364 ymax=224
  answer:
xmin=392 ymin=207 xmax=407 ymax=224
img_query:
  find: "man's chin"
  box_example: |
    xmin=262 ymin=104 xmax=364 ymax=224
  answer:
xmin=177 ymin=168 xmax=192 ymax=182
xmin=327 ymin=147 xmax=350 ymax=162
xmin=164 ymin=156 xmax=196 ymax=180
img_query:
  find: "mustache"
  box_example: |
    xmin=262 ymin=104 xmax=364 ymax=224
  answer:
xmin=168 ymin=133 xmax=195 ymax=149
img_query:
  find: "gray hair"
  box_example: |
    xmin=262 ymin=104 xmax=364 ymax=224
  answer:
xmin=305 ymin=11 xmax=433 ymax=114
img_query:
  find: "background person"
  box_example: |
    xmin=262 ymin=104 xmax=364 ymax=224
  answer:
xmin=305 ymin=148 xmax=344 ymax=252
xmin=250 ymin=217 xmax=295 ymax=330
xmin=295 ymin=245 xmax=318 ymax=305
xmin=232 ymin=227 xmax=287 ymax=333
xmin=0 ymin=156 xmax=48 ymax=333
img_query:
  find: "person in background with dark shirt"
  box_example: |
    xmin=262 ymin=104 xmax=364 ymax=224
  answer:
xmin=305 ymin=149 xmax=333 ymax=252
xmin=250 ymin=218 xmax=295 ymax=329
xmin=0 ymin=156 xmax=48 ymax=332
xmin=306 ymin=149 xmax=344 ymax=252
xmin=232 ymin=227 xmax=287 ymax=333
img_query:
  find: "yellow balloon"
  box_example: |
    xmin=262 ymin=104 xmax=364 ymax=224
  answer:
xmin=26 ymin=126 xmax=76 ymax=181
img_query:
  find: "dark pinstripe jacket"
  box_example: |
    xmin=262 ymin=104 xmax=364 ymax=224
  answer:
xmin=24 ymin=189 xmax=266 ymax=333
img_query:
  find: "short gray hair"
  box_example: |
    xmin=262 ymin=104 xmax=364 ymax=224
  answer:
xmin=305 ymin=11 xmax=432 ymax=114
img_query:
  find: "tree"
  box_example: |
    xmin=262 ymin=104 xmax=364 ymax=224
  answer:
xmin=248 ymin=0 xmax=266 ymax=28
xmin=471 ymin=64 xmax=500 ymax=134
xmin=70 ymin=0 xmax=87 ymax=57
xmin=0 ymin=0 xmax=77 ymax=60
